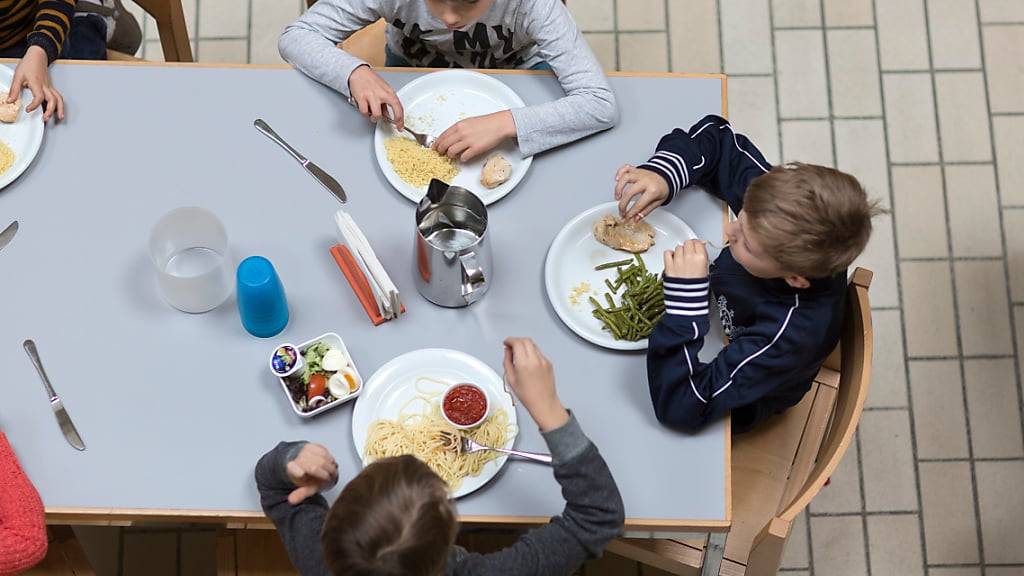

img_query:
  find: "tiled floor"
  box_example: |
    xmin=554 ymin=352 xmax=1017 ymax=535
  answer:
xmin=78 ymin=1 xmax=1023 ymax=575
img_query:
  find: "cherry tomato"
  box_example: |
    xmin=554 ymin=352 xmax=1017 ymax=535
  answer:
xmin=307 ymin=373 xmax=327 ymax=401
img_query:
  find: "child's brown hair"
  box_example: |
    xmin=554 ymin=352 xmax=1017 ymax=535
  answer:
xmin=321 ymin=455 xmax=457 ymax=576
xmin=743 ymin=162 xmax=883 ymax=278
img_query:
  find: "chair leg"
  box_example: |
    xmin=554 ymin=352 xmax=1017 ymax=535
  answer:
xmin=700 ymin=533 xmax=727 ymax=576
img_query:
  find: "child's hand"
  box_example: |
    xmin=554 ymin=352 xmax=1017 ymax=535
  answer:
xmin=615 ymin=165 xmax=669 ymax=222
xmin=9 ymin=46 xmax=64 ymax=122
xmin=285 ymin=443 xmax=338 ymax=505
xmin=433 ymin=110 xmax=516 ymax=162
xmin=503 ymin=338 xmax=569 ymax=432
xmin=664 ymin=240 xmax=709 ymax=279
xmin=348 ymin=65 xmax=404 ymax=130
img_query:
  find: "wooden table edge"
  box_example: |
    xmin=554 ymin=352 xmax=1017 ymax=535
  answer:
xmin=28 ymin=61 xmax=732 ymax=531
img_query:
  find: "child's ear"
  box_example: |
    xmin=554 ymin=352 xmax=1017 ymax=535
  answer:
xmin=784 ymin=275 xmax=811 ymax=289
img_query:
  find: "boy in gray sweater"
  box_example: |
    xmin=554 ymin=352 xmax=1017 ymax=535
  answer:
xmin=255 ymin=338 xmax=625 ymax=575
xmin=279 ymin=0 xmax=617 ymax=161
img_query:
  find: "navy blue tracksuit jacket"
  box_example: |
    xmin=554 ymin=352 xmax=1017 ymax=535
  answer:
xmin=637 ymin=114 xmax=848 ymax=433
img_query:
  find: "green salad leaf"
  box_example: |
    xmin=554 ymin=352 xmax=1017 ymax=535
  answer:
xmin=301 ymin=342 xmax=331 ymax=385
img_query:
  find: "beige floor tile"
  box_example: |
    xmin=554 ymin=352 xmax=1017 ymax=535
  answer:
xmin=721 ymin=0 xmax=774 ymax=74
xmin=198 ymin=0 xmax=249 ymax=38
xmin=618 ymin=32 xmax=668 ymax=72
xmin=834 ymin=119 xmax=889 ymax=209
xmin=772 ymin=0 xmax=821 ymax=27
xmin=935 ymin=73 xmax=993 ymax=162
xmin=902 ymin=261 xmax=959 ymax=356
xmin=617 ymin=0 xmax=666 ymax=30
xmin=883 ymin=73 xmax=940 ymax=163
xmin=143 ymin=40 xmax=165 ymax=62
xmin=964 ymin=358 xmax=1024 ymax=458
xmin=892 ymin=166 xmax=949 ymax=259
xmin=568 ymin=0 xmax=615 ymax=31
xmin=867 ymin=514 xmax=925 ymax=576
xmin=946 ymin=165 xmax=1003 ymax=257
xmin=955 ymin=260 xmax=1014 ymax=356
xmin=668 ymin=0 xmax=720 ymax=73
xmin=928 ymin=0 xmax=983 ymax=69
xmin=852 ymin=213 xmax=900 ymax=308
xmin=73 ymin=526 xmax=121 ymax=576
xmin=929 ymin=569 xmax=981 ymax=576
xmin=976 ymin=461 xmax=1024 ymax=563
xmin=867 ymin=310 xmax=909 ymax=408
xmin=727 ymin=77 xmax=781 ymax=165
xmin=781 ymin=510 xmax=809 ymax=569
xmin=197 ymin=39 xmax=249 ymax=64
xmin=860 ymin=410 xmax=919 ymax=511
xmin=781 ymin=120 xmax=833 ymax=166
xmin=877 ymin=0 xmax=931 ymax=70
xmin=823 ymin=0 xmax=874 ymax=27
xmin=809 ymin=516 xmax=869 ymax=576
xmin=144 ymin=0 xmax=196 ymax=43
xmin=583 ymin=33 xmax=617 ymax=71
xmin=979 ymin=0 xmax=1024 ymax=22
xmin=180 ymin=531 xmax=217 ymax=576
xmin=919 ymin=461 xmax=981 ymax=565
xmin=250 ymin=0 xmax=302 ymax=64
xmin=827 ymin=30 xmax=883 ymax=117
xmin=983 ymin=25 xmax=1024 ymax=113
xmin=776 ymin=29 xmax=829 ymax=118
xmin=909 ymin=359 xmax=970 ymax=458
xmin=123 ymin=531 xmax=177 ymax=576
xmin=1006 ymin=210 xmax=1024 ymax=301
xmin=993 ymin=117 xmax=1024 ymax=206
xmin=987 ymin=569 xmax=1024 ymax=576
xmin=810 ymin=434 xmax=862 ymax=514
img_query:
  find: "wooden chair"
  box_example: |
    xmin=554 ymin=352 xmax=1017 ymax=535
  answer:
xmin=24 ymin=526 xmax=96 ymax=576
xmin=107 ymin=0 xmax=193 ymax=62
xmin=608 ymin=267 xmax=874 ymax=576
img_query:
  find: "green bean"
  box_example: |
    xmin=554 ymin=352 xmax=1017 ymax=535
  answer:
xmin=595 ymin=258 xmax=634 ymax=271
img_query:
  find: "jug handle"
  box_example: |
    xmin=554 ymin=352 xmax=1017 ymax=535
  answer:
xmin=460 ymin=252 xmax=486 ymax=304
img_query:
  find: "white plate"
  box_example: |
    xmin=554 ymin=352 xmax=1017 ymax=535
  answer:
xmin=351 ymin=348 xmax=518 ymax=498
xmin=0 ymin=66 xmax=44 ymax=191
xmin=373 ymin=70 xmax=532 ymax=206
xmin=544 ymin=202 xmax=698 ymax=351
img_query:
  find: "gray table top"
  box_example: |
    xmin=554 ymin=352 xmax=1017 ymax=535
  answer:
xmin=0 ymin=62 xmax=727 ymax=528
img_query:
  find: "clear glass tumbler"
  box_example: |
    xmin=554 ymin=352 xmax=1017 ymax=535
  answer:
xmin=148 ymin=207 xmax=233 ymax=313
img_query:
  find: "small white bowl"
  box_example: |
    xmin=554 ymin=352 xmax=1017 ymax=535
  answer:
xmin=277 ymin=332 xmax=362 ymax=418
xmin=440 ymin=382 xmax=491 ymax=430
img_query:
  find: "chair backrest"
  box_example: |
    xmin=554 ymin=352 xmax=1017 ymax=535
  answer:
xmin=132 ymin=0 xmax=193 ymax=62
xmin=744 ymin=267 xmax=873 ymax=576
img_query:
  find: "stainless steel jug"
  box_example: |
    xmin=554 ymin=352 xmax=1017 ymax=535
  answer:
xmin=414 ymin=179 xmax=491 ymax=307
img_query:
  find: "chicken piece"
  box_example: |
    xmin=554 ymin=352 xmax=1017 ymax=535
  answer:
xmin=480 ymin=154 xmax=512 ymax=189
xmin=0 ymin=96 xmax=19 ymax=124
xmin=592 ymin=214 xmax=656 ymax=253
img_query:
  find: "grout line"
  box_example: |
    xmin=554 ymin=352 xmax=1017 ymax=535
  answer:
xmin=194 ymin=0 xmax=201 ymax=61
xmin=779 ymin=115 xmax=885 ymax=121
xmin=974 ymin=0 xmax=1024 ymax=517
xmin=1004 ymin=206 xmax=1024 ymax=210
xmin=612 ymin=29 xmax=672 ymax=34
xmin=775 ymin=24 xmax=876 ymax=31
xmin=922 ymin=0 xmax=988 ymax=570
xmin=663 ymin=0 xmax=672 ymax=72
xmin=809 ymin=510 xmax=920 ymax=518
xmin=246 ymin=0 xmax=253 ymax=63
xmin=871 ymin=0 xmax=931 ymax=571
xmin=923 ymin=67 xmax=988 ymax=74
xmin=891 ymin=160 xmax=993 ymax=166
xmin=908 ymin=354 xmax=1015 ymax=361
xmin=612 ymin=0 xmax=620 ymax=70
xmin=919 ymin=456 xmax=1024 ymax=463
xmin=880 ymin=68 xmax=934 ymax=74
xmin=863 ymin=406 xmax=911 ymax=411
xmin=980 ymin=21 xmax=1024 ymax=26
xmin=900 ymin=256 xmax=1004 ymax=262
xmin=716 ymin=0 xmax=726 ymax=77
xmin=194 ymin=35 xmax=251 ymax=41
xmin=992 ymin=111 xmax=1024 ymax=116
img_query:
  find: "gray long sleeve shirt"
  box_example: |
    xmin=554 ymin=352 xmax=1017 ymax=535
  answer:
xmin=254 ymin=414 xmax=625 ymax=575
xmin=278 ymin=0 xmax=618 ymax=157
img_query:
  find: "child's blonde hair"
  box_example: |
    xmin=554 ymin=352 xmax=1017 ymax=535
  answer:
xmin=743 ymin=163 xmax=883 ymax=278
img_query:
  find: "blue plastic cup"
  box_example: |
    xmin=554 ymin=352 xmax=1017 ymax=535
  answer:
xmin=236 ymin=256 xmax=289 ymax=338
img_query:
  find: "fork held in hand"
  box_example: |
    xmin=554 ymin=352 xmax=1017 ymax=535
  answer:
xmin=461 ymin=435 xmax=553 ymax=464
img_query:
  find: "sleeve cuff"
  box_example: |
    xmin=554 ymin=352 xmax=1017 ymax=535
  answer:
xmin=541 ymin=411 xmax=590 ymax=464
xmin=26 ymin=33 xmax=59 ymax=64
xmin=638 ymin=149 xmax=692 ymax=204
xmin=662 ymin=275 xmax=710 ymax=317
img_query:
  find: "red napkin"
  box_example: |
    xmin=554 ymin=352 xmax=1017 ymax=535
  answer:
xmin=0 ymin=432 xmax=47 ymax=575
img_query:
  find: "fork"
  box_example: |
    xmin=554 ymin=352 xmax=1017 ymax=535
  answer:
xmin=460 ymin=435 xmax=553 ymax=464
xmin=346 ymin=96 xmax=435 ymax=148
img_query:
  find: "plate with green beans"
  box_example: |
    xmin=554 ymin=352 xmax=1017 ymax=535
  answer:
xmin=544 ymin=202 xmax=698 ymax=351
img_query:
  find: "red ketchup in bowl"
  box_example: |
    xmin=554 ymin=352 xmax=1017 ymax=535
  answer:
xmin=443 ymin=384 xmax=488 ymax=427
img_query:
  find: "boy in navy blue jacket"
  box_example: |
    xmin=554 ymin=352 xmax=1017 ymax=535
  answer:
xmin=614 ymin=114 xmax=881 ymax=433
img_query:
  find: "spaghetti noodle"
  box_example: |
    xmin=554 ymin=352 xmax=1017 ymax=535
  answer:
xmin=364 ymin=377 xmax=515 ymax=491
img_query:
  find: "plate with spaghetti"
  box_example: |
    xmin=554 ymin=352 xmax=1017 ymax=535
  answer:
xmin=351 ymin=348 xmax=518 ymax=498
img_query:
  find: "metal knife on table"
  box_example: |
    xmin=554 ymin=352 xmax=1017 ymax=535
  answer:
xmin=0 ymin=221 xmax=18 ymax=253
xmin=253 ymin=119 xmax=347 ymax=204
xmin=23 ymin=339 xmax=86 ymax=451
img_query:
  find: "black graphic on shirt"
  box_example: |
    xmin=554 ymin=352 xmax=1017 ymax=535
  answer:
xmin=390 ymin=20 xmax=526 ymax=69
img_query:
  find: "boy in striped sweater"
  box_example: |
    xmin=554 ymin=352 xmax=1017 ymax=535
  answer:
xmin=614 ymin=114 xmax=882 ymax=433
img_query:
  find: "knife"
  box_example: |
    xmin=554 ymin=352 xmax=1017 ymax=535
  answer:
xmin=0 ymin=220 xmax=17 ymax=252
xmin=23 ymin=340 xmax=86 ymax=451
xmin=253 ymin=119 xmax=347 ymax=203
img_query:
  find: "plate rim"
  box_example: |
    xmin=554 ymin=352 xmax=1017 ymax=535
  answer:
xmin=0 ymin=65 xmax=44 ymax=191
xmin=544 ymin=201 xmax=698 ymax=351
xmin=350 ymin=347 xmax=518 ymax=499
xmin=372 ymin=69 xmax=533 ymax=206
